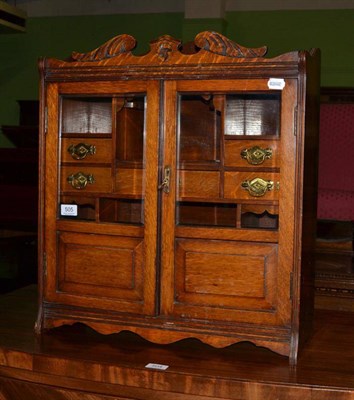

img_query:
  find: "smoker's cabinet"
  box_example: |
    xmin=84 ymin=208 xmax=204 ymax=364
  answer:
xmin=36 ymin=32 xmax=320 ymax=363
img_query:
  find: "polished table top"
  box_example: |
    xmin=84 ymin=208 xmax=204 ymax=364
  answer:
xmin=0 ymin=285 xmax=353 ymax=399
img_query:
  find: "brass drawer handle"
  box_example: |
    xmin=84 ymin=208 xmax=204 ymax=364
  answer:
xmin=68 ymin=143 xmax=96 ymax=160
xmin=67 ymin=172 xmax=95 ymax=190
xmin=241 ymin=177 xmax=275 ymax=197
xmin=241 ymin=146 xmax=272 ymax=165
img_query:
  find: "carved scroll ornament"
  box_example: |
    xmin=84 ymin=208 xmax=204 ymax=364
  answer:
xmin=71 ymin=34 xmax=136 ymax=62
xmin=195 ymin=31 xmax=267 ymax=58
xmin=69 ymin=31 xmax=267 ymax=63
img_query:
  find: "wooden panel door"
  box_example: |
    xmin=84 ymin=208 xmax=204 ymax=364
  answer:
xmin=43 ymin=81 xmax=160 ymax=316
xmin=160 ymin=79 xmax=298 ymax=328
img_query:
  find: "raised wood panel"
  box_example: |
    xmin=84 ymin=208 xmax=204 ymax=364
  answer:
xmin=57 ymin=232 xmax=143 ymax=301
xmin=170 ymin=239 xmax=280 ymax=324
xmin=184 ymin=252 xmax=265 ymax=297
xmin=61 ymin=138 xmax=112 ymax=164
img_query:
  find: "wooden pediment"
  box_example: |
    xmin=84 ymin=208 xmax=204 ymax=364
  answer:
xmin=69 ymin=31 xmax=267 ymax=63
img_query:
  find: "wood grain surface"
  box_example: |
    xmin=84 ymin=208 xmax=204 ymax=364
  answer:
xmin=0 ymin=286 xmax=354 ymax=399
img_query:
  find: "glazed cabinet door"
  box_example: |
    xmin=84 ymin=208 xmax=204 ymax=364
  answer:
xmin=160 ymin=79 xmax=297 ymax=328
xmin=43 ymin=81 xmax=160 ymax=316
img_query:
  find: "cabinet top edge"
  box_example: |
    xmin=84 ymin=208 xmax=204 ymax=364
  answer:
xmin=39 ymin=31 xmax=319 ymax=72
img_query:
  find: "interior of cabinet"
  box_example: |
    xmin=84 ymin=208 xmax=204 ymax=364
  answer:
xmin=240 ymin=204 xmax=279 ymax=229
xmin=176 ymin=202 xmax=237 ymax=227
xmin=176 ymin=92 xmax=281 ymax=230
xmin=115 ymin=96 xmax=145 ymax=165
xmin=99 ymin=198 xmax=143 ymax=225
xmin=178 ymin=94 xmax=221 ymax=167
xmin=57 ymin=91 xmax=281 ymax=229
xmin=60 ymin=195 xmax=96 ymax=221
xmin=58 ymin=95 xmax=146 ymax=225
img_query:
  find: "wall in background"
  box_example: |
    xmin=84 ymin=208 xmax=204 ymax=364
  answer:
xmin=227 ymin=10 xmax=354 ymax=86
xmin=0 ymin=13 xmax=184 ymax=146
xmin=0 ymin=9 xmax=353 ymax=146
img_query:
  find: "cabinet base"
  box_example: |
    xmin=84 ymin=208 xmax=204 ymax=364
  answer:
xmin=37 ymin=303 xmax=294 ymax=360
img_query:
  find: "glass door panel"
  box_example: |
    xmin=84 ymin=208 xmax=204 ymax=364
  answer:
xmin=59 ymin=94 xmax=146 ymax=225
xmin=45 ymin=81 xmax=160 ymax=316
xmin=160 ymin=79 xmax=292 ymax=327
xmin=176 ymin=90 xmax=281 ymax=231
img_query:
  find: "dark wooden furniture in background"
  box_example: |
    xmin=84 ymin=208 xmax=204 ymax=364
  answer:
xmin=36 ymin=32 xmax=320 ymax=364
xmin=1 ymin=286 xmax=354 ymax=400
xmin=315 ymin=88 xmax=354 ymax=311
xmin=0 ymin=101 xmax=38 ymax=293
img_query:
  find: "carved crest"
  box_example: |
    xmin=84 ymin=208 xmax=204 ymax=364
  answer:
xmin=150 ymin=35 xmax=181 ymax=62
xmin=67 ymin=31 xmax=269 ymax=64
xmin=71 ymin=34 xmax=136 ymax=62
xmin=195 ymin=31 xmax=267 ymax=58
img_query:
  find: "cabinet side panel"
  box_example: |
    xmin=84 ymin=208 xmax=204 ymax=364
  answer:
xmin=43 ymin=83 xmax=60 ymax=301
xmin=298 ymin=50 xmax=321 ymax=354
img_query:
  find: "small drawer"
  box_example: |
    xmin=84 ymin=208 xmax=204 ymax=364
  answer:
xmin=224 ymin=140 xmax=279 ymax=168
xmin=61 ymin=166 xmax=112 ymax=193
xmin=115 ymin=168 xmax=143 ymax=196
xmin=61 ymin=138 xmax=112 ymax=164
xmin=178 ymin=170 xmax=220 ymax=199
xmin=224 ymin=171 xmax=280 ymax=200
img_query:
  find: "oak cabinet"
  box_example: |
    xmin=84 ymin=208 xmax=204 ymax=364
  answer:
xmin=36 ymin=32 xmax=320 ymax=363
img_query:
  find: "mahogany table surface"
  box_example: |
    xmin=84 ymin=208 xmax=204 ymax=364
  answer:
xmin=0 ymin=285 xmax=353 ymax=400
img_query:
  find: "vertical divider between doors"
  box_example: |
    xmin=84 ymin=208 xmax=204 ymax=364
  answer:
xmin=155 ymin=80 xmax=164 ymax=316
xmin=143 ymin=81 xmax=162 ymax=316
xmin=159 ymin=80 xmax=178 ymax=317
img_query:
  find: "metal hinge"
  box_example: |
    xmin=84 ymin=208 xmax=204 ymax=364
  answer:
xmin=44 ymin=106 xmax=48 ymax=133
xmin=43 ymin=252 xmax=47 ymax=277
xmin=293 ymin=106 xmax=298 ymax=136
xmin=290 ymin=272 xmax=294 ymax=300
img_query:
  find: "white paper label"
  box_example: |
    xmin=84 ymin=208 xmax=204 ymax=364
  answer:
xmin=60 ymin=204 xmax=78 ymax=216
xmin=268 ymin=78 xmax=286 ymax=90
xmin=145 ymin=363 xmax=169 ymax=371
